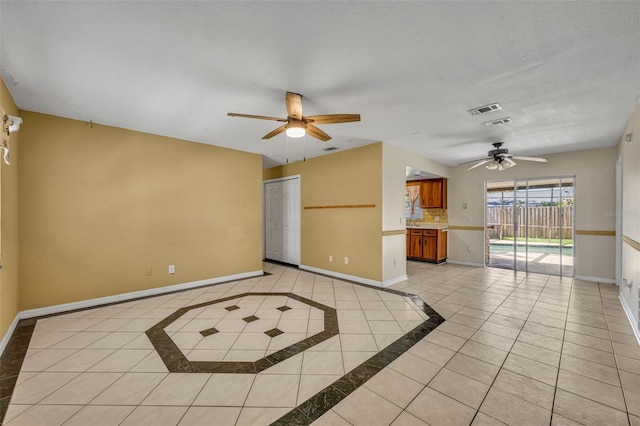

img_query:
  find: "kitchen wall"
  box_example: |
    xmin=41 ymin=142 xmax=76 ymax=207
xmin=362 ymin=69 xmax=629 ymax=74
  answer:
xmin=448 ymin=146 xmax=617 ymax=281
xmin=18 ymin=111 xmax=263 ymax=310
xmin=264 ymin=143 xmax=384 ymax=282
xmin=618 ymin=102 xmax=640 ymax=342
xmin=0 ymin=78 xmax=20 ymax=340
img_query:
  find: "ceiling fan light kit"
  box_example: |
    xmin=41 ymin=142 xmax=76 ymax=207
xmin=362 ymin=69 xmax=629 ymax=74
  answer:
xmin=228 ymin=92 xmax=360 ymax=142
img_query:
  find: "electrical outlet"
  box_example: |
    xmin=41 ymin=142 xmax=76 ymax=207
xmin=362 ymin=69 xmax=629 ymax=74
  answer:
xmin=145 ymin=267 xmax=152 ymax=276
xmin=468 ymin=246 xmax=472 ymax=252
xmin=468 ymin=217 xmax=473 ymax=223
xmin=435 ymin=215 xmax=440 ymax=222
xmin=168 ymin=264 xmax=175 ymax=274
xmin=329 ymin=255 xmax=333 ymax=262
xmin=344 ymin=257 xmax=349 ymax=265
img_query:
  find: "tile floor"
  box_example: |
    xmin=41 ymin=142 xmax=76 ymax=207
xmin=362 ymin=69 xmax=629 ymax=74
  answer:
xmin=1 ymin=260 xmax=639 ymax=425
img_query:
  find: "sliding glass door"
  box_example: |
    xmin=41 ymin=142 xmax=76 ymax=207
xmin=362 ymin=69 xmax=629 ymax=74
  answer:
xmin=486 ymin=176 xmax=575 ymax=277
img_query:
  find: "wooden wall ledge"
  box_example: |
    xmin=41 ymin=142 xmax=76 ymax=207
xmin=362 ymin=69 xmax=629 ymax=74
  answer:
xmin=622 ymin=235 xmax=640 ymax=252
xmin=575 ymin=230 xmax=615 ymax=236
xmin=304 ymin=204 xmax=375 ymax=210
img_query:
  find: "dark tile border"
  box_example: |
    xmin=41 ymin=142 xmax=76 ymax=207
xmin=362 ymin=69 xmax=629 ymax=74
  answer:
xmin=145 ymin=293 xmax=339 ymax=374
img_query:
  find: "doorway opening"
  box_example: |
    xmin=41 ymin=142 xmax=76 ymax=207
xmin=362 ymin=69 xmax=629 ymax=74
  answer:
xmin=485 ymin=176 xmax=575 ymax=277
xmin=263 ymin=176 xmax=301 ymax=266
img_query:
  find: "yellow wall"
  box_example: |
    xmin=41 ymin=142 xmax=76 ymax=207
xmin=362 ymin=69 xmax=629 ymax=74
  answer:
xmin=18 ymin=112 xmax=263 ymax=310
xmin=448 ymin=147 xmax=618 ymax=279
xmin=0 ymin=78 xmax=20 ymax=338
xmin=264 ymin=144 xmax=383 ymax=281
xmin=618 ymin=102 xmax=640 ymax=334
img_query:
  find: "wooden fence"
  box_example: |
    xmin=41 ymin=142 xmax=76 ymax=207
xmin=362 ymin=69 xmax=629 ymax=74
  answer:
xmin=486 ymin=206 xmax=573 ymax=240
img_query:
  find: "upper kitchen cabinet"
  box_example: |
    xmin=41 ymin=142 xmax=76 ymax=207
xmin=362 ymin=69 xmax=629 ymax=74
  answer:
xmin=420 ymin=178 xmax=447 ymax=209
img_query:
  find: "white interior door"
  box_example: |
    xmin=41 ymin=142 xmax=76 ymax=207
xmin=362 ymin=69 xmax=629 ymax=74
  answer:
xmin=265 ymin=181 xmax=283 ymax=261
xmin=264 ymin=177 xmax=300 ymax=265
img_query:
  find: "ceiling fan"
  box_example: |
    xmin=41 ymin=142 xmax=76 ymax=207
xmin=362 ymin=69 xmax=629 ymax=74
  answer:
xmin=227 ymin=92 xmax=360 ymax=142
xmin=460 ymin=142 xmax=548 ymax=171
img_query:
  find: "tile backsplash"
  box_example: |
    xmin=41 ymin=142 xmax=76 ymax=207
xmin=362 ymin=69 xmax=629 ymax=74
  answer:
xmin=420 ymin=208 xmax=448 ymax=223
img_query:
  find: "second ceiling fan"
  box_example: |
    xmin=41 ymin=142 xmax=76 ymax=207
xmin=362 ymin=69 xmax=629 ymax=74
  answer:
xmin=461 ymin=142 xmax=548 ymax=171
xmin=228 ymin=92 xmax=360 ymax=142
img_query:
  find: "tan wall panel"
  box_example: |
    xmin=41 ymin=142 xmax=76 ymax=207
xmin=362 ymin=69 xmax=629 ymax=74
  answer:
xmin=19 ymin=112 xmax=263 ymax=310
xmin=0 ymin=78 xmax=20 ymax=338
xmin=264 ymin=144 xmax=383 ymax=281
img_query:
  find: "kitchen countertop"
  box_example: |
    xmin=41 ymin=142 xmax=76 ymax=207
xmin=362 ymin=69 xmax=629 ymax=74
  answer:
xmin=406 ymin=223 xmax=449 ymax=230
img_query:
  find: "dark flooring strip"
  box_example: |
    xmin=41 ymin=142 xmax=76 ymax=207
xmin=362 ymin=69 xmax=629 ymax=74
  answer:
xmin=271 ymin=301 xmax=444 ymax=425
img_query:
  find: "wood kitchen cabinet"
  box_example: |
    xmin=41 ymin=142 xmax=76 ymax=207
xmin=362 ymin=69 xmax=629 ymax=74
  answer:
xmin=406 ymin=228 xmax=447 ymax=263
xmin=420 ymin=178 xmax=447 ymax=209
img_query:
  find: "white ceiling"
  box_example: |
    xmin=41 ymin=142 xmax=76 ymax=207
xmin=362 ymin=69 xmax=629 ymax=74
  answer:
xmin=1 ymin=1 xmax=639 ymax=168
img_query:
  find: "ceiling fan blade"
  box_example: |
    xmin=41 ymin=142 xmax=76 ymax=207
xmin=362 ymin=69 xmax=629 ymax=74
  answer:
xmin=262 ymin=124 xmax=288 ymax=140
xmin=459 ymin=157 xmax=491 ymax=165
xmin=305 ymin=114 xmax=361 ymax=124
xmin=466 ymin=159 xmax=492 ymax=170
xmin=228 ymin=113 xmax=287 ymax=122
xmin=511 ymin=156 xmax=548 ymax=163
xmin=503 ymin=157 xmax=517 ymax=168
xmin=285 ymin=92 xmax=303 ymax=120
xmin=306 ymin=124 xmax=331 ymax=141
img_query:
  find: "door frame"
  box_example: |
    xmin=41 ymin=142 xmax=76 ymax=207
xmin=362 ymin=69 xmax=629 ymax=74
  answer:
xmin=263 ymin=175 xmax=302 ymax=265
xmin=484 ymin=175 xmax=576 ymax=277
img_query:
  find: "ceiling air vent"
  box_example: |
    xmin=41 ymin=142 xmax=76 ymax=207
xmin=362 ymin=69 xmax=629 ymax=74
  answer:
xmin=483 ymin=117 xmax=512 ymax=126
xmin=323 ymin=146 xmax=339 ymax=151
xmin=468 ymin=102 xmax=502 ymax=116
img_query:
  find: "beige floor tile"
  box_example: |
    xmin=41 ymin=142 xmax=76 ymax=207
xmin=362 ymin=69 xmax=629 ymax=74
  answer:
xmin=423 ymin=329 xmax=467 ymax=351
xmin=620 ymin=370 xmax=640 ymax=394
xmin=41 ymin=372 xmax=123 ymax=405
xmin=550 ymin=413 xmax=583 ymax=425
xmin=625 ymin=388 xmax=640 ymax=417
xmin=20 ymin=348 xmax=79 ymax=372
xmin=447 ymin=313 xmax=485 ymax=328
xmin=91 ymin=372 xmax=166 ymax=405
xmin=458 ymin=340 xmax=509 ymax=367
xmin=510 ymin=340 xmax=560 ymax=366
xmin=445 ymin=352 xmax=499 ymax=385
xmin=364 ymin=367 xmax=424 ymax=408
xmin=141 ymin=373 xmax=210 ymax=406
xmin=244 ymin=374 xmax=300 ymax=407
xmin=479 ymin=387 xmax=551 ymax=426
xmin=492 ymin=369 xmax=555 ymax=409
xmin=631 ymin=414 xmax=640 ymax=426
xmin=564 ymin=330 xmax=613 ymax=353
xmin=302 ymin=351 xmax=345 ymax=375
xmin=390 ymin=411 xmax=430 ymax=426
xmin=9 ymin=372 xmax=79 ymax=404
xmin=471 ymin=412 xmax=506 ymax=425
xmin=553 ymin=388 xmax=629 ymax=425
xmin=87 ymin=349 xmax=151 ymax=372
xmin=502 ymin=353 xmax=558 ymax=386
xmin=436 ymin=321 xmax=477 ymax=339
xmin=192 ymin=373 xmax=255 ymax=406
xmin=487 ymin=313 xmax=525 ymax=330
xmin=311 ymin=409 xmax=352 ymax=426
xmin=428 ymin=368 xmax=490 ymax=409
xmin=560 ymin=353 xmax=621 ymax=386
xmin=517 ymin=330 xmax=563 ymax=352
xmin=564 ymin=321 xmax=611 ymax=340
xmin=333 ymin=386 xmax=403 ymax=425
xmin=340 ymin=334 xmax=379 ymax=352
xmin=457 ymin=307 xmax=493 ymax=320
xmin=87 ymin=332 xmax=140 ymax=349
xmin=178 ymin=406 xmax=241 ymax=426
xmin=128 ymin=351 xmax=169 ymax=373
xmin=342 ymin=351 xmax=378 ymax=372
xmin=406 ymin=387 xmax=476 ymax=426
xmin=562 ymin=341 xmax=617 ymax=368
xmin=613 ymin=340 xmax=640 ymax=360
xmin=2 ymin=405 xmax=31 ymax=423
xmin=521 ymin=321 xmax=564 ymax=340
xmin=479 ymin=321 xmax=521 ymax=339
xmin=3 ymin=405 xmax=82 ymax=426
xmin=388 ymin=352 xmax=442 ymax=385
xmin=556 ymin=369 xmax=626 ymax=411
xmin=336 ymin=320 xmax=371 ymax=334
xmin=408 ymin=340 xmax=455 ymax=366
xmin=63 ymin=405 xmax=134 ymax=426
xmin=470 ymin=330 xmax=515 ymax=352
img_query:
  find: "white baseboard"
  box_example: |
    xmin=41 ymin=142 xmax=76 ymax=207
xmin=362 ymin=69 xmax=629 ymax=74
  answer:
xmin=299 ymin=265 xmax=395 ymax=288
xmin=574 ymin=275 xmax=616 ymax=284
xmin=447 ymin=260 xmax=485 ymax=268
xmin=0 ymin=314 xmax=20 ymax=358
xmin=383 ymin=274 xmax=408 ymax=287
xmin=619 ymin=294 xmax=640 ymax=346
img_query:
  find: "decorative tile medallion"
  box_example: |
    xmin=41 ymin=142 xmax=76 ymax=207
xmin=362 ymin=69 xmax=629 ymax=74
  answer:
xmin=145 ymin=293 xmax=340 ymax=374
